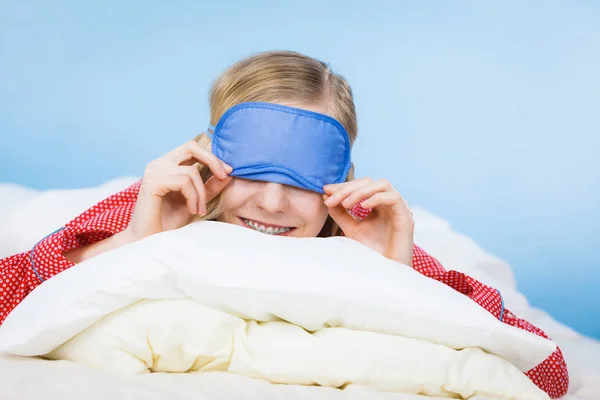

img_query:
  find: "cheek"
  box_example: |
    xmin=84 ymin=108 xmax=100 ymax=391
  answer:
xmin=296 ymin=193 xmax=329 ymax=224
xmin=219 ymin=179 xmax=250 ymax=211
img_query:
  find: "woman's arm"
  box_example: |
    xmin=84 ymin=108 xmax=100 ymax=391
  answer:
xmin=1 ymin=141 xmax=232 ymax=324
xmin=0 ymin=180 xmax=142 ymax=324
xmin=412 ymin=245 xmax=569 ymax=399
xmin=324 ymin=181 xmax=569 ymax=399
xmin=62 ymin=228 xmax=135 ymax=264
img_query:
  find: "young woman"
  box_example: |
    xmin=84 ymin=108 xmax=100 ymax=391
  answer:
xmin=0 ymin=51 xmax=568 ymax=398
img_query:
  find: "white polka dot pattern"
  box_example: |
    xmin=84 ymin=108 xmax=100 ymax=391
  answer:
xmin=0 ymin=180 xmax=568 ymax=398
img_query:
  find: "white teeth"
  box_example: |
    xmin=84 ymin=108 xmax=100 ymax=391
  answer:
xmin=243 ymin=219 xmax=292 ymax=235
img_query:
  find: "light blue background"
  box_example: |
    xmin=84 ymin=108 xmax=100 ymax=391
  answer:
xmin=1 ymin=1 xmax=598 ymax=338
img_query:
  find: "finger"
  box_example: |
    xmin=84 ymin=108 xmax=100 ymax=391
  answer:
xmin=341 ymin=179 xmax=395 ymax=209
xmin=177 ymin=175 xmax=199 ymax=215
xmin=323 ymin=177 xmax=370 ymax=194
xmin=323 ymin=178 xmax=371 ymax=208
xmin=360 ymin=192 xmax=402 ymax=209
xmin=181 ymin=166 xmax=207 ymax=215
xmin=324 ymin=197 xmax=358 ymax=236
xmin=167 ymin=141 xmax=232 ymax=179
xmin=204 ymin=175 xmax=233 ymax=203
xmin=399 ymin=196 xmax=413 ymax=217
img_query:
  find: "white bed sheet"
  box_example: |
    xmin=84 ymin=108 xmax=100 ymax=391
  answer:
xmin=0 ymin=178 xmax=598 ymax=399
xmin=0 ymin=352 xmax=527 ymax=400
xmin=0 ymin=348 xmax=596 ymax=400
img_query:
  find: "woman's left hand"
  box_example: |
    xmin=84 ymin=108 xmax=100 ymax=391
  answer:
xmin=323 ymin=178 xmax=414 ymax=266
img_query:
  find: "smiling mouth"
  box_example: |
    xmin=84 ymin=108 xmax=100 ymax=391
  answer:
xmin=240 ymin=218 xmax=296 ymax=235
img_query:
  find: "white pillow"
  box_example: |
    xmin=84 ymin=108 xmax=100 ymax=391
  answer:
xmin=412 ymin=207 xmax=582 ymax=341
xmin=0 ymin=177 xmax=578 ymax=342
xmin=0 ymin=183 xmax=40 ymax=211
xmin=44 ymin=298 xmax=548 ymax=399
xmin=412 ymin=206 xmax=517 ymax=291
xmin=0 ymin=221 xmax=555 ymax=373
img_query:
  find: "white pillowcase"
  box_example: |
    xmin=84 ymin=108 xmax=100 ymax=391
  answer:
xmin=0 ymin=220 xmax=555 ymax=373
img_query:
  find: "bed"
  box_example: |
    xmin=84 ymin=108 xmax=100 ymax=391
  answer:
xmin=0 ymin=178 xmax=598 ymax=400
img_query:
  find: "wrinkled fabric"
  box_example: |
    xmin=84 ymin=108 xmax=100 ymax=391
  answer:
xmin=0 ymin=179 xmax=568 ymax=398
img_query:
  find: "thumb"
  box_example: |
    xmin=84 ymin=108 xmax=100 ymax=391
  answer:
xmin=205 ymin=176 xmax=233 ymax=202
xmin=324 ymin=195 xmax=358 ymax=236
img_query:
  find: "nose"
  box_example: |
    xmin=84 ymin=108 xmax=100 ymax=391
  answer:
xmin=255 ymin=182 xmax=290 ymax=214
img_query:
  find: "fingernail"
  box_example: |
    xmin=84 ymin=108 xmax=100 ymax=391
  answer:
xmin=342 ymin=198 xmax=350 ymax=207
xmin=223 ymin=163 xmax=233 ymax=173
xmin=324 ymin=197 xmax=333 ymax=206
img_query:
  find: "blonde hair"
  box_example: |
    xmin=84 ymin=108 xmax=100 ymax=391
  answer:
xmin=190 ymin=50 xmax=358 ymax=236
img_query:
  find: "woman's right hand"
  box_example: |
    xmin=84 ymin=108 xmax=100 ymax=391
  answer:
xmin=124 ymin=140 xmax=233 ymax=242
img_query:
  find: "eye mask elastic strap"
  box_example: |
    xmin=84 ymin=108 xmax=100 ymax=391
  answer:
xmin=206 ymin=125 xmax=216 ymax=140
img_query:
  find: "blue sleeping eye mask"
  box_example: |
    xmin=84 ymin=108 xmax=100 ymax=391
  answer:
xmin=207 ymin=102 xmax=352 ymax=194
